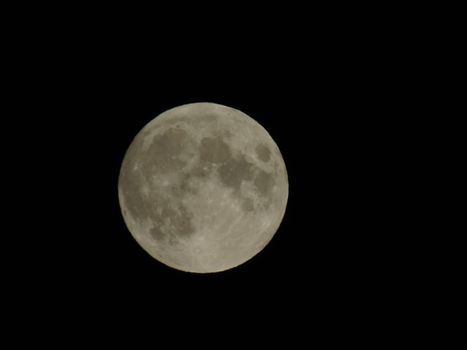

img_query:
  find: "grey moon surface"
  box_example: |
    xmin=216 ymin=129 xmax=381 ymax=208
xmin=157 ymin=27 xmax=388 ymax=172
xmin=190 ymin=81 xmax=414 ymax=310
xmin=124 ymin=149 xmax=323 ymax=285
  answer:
xmin=118 ymin=102 xmax=288 ymax=273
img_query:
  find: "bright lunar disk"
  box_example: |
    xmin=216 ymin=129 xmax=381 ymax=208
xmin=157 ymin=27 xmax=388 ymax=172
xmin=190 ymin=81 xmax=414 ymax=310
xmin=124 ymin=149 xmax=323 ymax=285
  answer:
xmin=118 ymin=102 xmax=288 ymax=273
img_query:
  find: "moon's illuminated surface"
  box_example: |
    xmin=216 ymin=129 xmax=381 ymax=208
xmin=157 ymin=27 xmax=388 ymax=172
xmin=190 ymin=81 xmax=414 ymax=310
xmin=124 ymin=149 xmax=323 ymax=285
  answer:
xmin=118 ymin=102 xmax=288 ymax=273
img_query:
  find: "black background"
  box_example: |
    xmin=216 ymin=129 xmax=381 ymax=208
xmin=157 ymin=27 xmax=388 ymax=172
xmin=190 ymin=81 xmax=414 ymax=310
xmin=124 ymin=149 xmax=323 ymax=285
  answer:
xmin=6 ymin=7 xmax=420 ymax=344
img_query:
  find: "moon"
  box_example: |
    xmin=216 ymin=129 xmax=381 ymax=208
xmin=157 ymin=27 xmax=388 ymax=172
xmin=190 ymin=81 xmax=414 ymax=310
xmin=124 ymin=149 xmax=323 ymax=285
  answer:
xmin=118 ymin=102 xmax=288 ymax=273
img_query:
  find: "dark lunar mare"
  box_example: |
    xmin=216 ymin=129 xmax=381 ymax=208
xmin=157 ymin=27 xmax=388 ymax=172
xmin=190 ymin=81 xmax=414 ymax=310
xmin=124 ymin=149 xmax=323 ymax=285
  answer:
xmin=120 ymin=127 xmax=197 ymax=243
xmin=120 ymin=120 xmax=277 ymax=244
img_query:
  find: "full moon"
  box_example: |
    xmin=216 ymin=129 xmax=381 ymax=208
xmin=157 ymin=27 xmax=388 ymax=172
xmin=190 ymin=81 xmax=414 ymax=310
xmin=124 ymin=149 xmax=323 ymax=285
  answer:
xmin=118 ymin=102 xmax=288 ymax=273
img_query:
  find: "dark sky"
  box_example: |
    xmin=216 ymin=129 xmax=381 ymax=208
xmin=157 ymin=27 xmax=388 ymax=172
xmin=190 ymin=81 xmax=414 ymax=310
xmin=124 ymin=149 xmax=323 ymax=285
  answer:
xmin=7 ymin=12 xmax=415 ymax=343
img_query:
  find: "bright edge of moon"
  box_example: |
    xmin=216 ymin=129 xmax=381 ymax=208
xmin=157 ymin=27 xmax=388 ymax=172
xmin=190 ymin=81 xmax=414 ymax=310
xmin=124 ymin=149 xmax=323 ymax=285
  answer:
xmin=118 ymin=102 xmax=288 ymax=273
